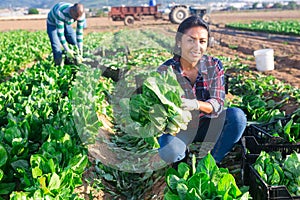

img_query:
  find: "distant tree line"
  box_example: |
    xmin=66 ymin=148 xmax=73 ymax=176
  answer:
xmin=223 ymin=1 xmax=299 ymax=11
xmin=28 ymin=7 xmax=39 ymax=14
xmin=253 ymin=1 xmax=299 ymax=10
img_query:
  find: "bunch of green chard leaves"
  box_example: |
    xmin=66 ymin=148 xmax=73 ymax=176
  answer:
xmin=118 ymin=67 xmax=191 ymax=139
xmin=164 ymin=153 xmax=251 ymax=200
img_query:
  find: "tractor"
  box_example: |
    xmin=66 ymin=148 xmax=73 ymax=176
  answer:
xmin=108 ymin=3 xmax=210 ymax=26
xmin=168 ymin=4 xmax=210 ymax=24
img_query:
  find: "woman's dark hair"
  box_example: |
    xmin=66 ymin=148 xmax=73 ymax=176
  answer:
xmin=173 ymin=15 xmax=210 ymax=56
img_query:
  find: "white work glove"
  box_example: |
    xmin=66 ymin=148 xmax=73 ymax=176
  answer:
xmin=181 ymin=98 xmax=200 ymax=111
xmin=66 ymin=50 xmax=75 ymax=59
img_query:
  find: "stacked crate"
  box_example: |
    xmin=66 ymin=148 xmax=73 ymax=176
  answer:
xmin=241 ymin=114 xmax=300 ymax=200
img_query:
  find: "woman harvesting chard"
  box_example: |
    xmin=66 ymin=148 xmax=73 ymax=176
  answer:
xmin=157 ymin=16 xmax=247 ymax=166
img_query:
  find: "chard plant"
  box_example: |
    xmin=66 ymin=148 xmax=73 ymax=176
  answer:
xmin=254 ymin=151 xmax=300 ymax=196
xmin=164 ymin=153 xmax=251 ymax=200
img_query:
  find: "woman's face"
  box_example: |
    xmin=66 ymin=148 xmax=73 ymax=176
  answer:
xmin=178 ymin=26 xmax=208 ymax=65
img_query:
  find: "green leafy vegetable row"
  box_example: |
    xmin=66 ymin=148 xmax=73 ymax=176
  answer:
xmin=226 ymin=20 xmax=300 ymax=36
xmin=0 ymin=30 xmax=51 ymax=81
xmin=220 ymin=56 xmax=300 ymax=123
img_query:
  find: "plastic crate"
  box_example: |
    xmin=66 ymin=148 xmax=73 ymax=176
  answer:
xmin=245 ymin=116 xmax=298 ymax=144
xmin=248 ymin=164 xmax=299 ymax=200
xmin=242 ymin=136 xmax=300 ymax=157
xmin=241 ymin=136 xmax=300 ymax=199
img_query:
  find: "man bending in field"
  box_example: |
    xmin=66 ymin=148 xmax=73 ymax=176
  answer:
xmin=47 ymin=2 xmax=85 ymax=66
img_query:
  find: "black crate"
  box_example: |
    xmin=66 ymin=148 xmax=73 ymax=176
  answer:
xmin=248 ymin=164 xmax=298 ymax=200
xmin=245 ymin=116 xmax=297 ymax=144
xmin=242 ymin=136 xmax=300 ymax=158
xmin=241 ymin=136 xmax=300 ymax=200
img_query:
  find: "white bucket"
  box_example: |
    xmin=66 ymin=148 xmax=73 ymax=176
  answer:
xmin=253 ymin=49 xmax=274 ymax=71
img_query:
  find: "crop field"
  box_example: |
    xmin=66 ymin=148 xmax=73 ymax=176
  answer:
xmin=0 ymin=9 xmax=300 ymax=200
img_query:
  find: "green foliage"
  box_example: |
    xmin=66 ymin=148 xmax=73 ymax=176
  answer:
xmin=28 ymin=8 xmax=39 ymax=14
xmin=254 ymin=151 xmax=300 ymax=196
xmin=117 ymin=68 xmax=191 ymax=138
xmin=95 ymin=9 xmax=107 ymax=17
xmin=71 ymin=65 xmax=106 ymax=145
xmin=285 ymin=1 xmax=298 ymax=10
xmin=273 ymin=2 xmax=283 ymax=9
xmin=252 ymin=2 xmax=259 ymax=9
xmin=0 ymin=61 xmax=89 ymax=199
xmin=164 ymin=153 xmax=251 ymax=199
xmin=1 ymin=27 xmax=299 ymax=199
xmin=96 ymin=160 xmax=167 ymax=199
xmin=220 ymin=56 xmax=300 ymax=123
xmin=255 ymin=110 xmax=300 ymax=143
xmin=0 ymin=145 xmax=7 ymax=168
xmin=0 ymin=30 xmax=50 ymax=82
xmin=227 ymin=6 xmax=238 ymax=11
xmin=226 ymin=20 xmax=300 ymax=36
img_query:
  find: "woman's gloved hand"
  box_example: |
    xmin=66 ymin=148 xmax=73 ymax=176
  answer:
xmin=181 ymin=98 xmax=200 ymax=111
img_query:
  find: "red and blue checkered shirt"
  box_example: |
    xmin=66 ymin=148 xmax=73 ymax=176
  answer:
xmin=157 ymin=55 xmax=225 ymax=118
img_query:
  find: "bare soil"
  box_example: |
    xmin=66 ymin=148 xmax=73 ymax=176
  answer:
xmin=1 ymin=9 xmax=299 ymax=199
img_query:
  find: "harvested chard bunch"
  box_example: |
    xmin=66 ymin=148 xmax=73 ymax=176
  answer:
xmin=119 ymin=67 xmax=191 ymax=137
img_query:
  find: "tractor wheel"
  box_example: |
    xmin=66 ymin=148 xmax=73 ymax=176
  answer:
xmin=202 ymin=14 xmax=211 ymax=23
xmin=124 ymin=16 xmax=134 ymax=26
xmin=169 ymin=6 xmax=189 ymax=24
